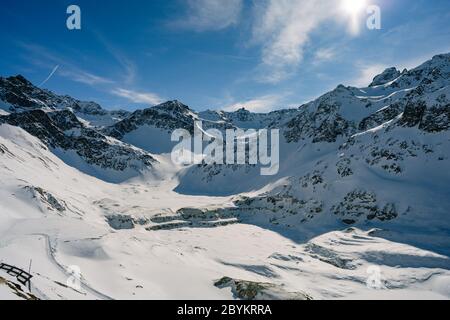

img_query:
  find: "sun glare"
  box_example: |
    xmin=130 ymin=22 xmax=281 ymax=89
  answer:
xmin=341 ymin=0 xmax=367 ymax=15
xmin=340 ymin=0 xmax=368 ymax=35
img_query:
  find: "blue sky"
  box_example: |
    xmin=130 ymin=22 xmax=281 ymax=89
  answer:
xmin=1 ymin=0 xmax=449 ymax=112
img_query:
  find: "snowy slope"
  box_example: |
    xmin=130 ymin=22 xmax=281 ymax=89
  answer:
xmin=0 ymin=109 xmax=158 ymax=183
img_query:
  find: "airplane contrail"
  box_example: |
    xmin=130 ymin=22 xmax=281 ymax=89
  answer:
xmin=39 ymin=65 xmax=60 ymax=87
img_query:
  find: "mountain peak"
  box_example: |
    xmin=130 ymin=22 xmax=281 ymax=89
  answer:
xmin=5 ymin=74 xmax=33 ymax=86
xmin=154 ymin=100 xmax=191 ymax=111
xmin=431 ymin=52 xmax=450 ymax=62
xmin=369 ymin=67 xmax=402 ymax=87
xmin=0 ymin=74 xmax=130 ymax=127
xmin=235 ymin=107 xmax=249 ymax=113
xmin=414 ymin=52 xmax=450 ymax=73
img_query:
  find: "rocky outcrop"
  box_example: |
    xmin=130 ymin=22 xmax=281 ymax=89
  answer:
xmin=369 ymin=67 xmax=402 ymax=87
xmin=0 ymin=109 xmax=156 ymax=172
xmin=0 ymin=75 xmax=129 ymax=127
xmin=214 ymin=277 xmax=312 ymax=300
xmin=332 ymin=190 xmax=398 ymax=224
xmin=284 ymin=103 xmax=354 ymax=143
xmin=105 ymin=101 xmax=198 ymax=139
xmin=24 ymin=186 xmax=68 ymax=213
xmin=0 ymin=276 xmax=39 ymax=300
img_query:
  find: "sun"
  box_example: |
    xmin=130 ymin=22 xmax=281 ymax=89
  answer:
xmin=341 ymin=0 xmax=367 ymax=15
xmin=340 ymin=0 xmax=368 ymax=35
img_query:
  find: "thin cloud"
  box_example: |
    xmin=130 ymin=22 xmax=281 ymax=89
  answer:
xmin=313 ymin=47 xmax=337 ymax=65
xmin=171 ymin=0 xmax=243 ymax=31
xmin=188 ymin=50 xmax=255 ymax=62
xmin=59 ymin=69 xmax=114 ymax=86
xmin=18 ymin=42 xmax=114 ymax=86
xmin=94 ymin=33 xmax=137 ymax=85
xmin=252 ymin=0 xmax=337 ymax=83
xmin=112 ymin=88 xmax=164 ymax=105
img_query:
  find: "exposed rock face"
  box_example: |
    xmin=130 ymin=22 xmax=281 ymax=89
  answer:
xmin=106 ymin=101 xmax=198 ymax=139
xmin=420 ymin=104 xmax=450 ymax=132
xmin=392 ymin=54 xmax=450 ymax=90
xmin=230 ymin=108 xmax=252 ymax=122
xmin=0 ymin=109 xmax=156 ymax=172
xmin=331 ymin=190 xmax=396 ymax=224
xmin=0 ymin=75 xmax=129 ymax=127
xmin=105 ymin=208 xmax=240 ymax=231
xmin=304 ymin=243 xmax=358 ymax=269
xmin=369 ymin=67 xmax=402 ymax=87
xmin=359 ymin=102 xmax=404 ymax=131
xmin=336 ymin=158 xmax=353 ymax=177
xmin=0 ymin=276 xmax=39 ymax=300
xmin=106 ymin=215 xmax=136 ymax=230
xmin=235 ymin=194 xmax=323 ymax=225
xmin=214 ymin=277 xmax=313 ymax=300
xmin=24 ymin=186 xmax=68 ymax=213
xmin=199 ymin=108 xmax=299 ymax=130
xmin=401 ymin=100 xmax=427 ymax=128
xmin=284 ymin=88 xmax=357 ymax=144
xmin=147 ymin=207 xmax=240 ymax=231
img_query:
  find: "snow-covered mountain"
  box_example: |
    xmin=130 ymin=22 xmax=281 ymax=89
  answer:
xmin=105 ymin=100 xmax=202 ymax=154
xmin=105 ymin=100 xmax=300 ymax=154
xmin=0 ymin=75 xmax=129 ymax=127
xmin=0 ymin=54 xmax=449 ymax=300
xmin=0 ymin=108 xmax=157 ymax=183
xmin=177 ymin=54 xmax=450 ymax=215
xmin=199 ymin=107 xmax=299 ymax=129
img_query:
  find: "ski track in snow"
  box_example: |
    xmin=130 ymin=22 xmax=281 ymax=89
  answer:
xmin=35 ymin=233 xmax=113 ymax=300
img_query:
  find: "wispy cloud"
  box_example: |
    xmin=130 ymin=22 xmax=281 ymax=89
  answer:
xmin=18 ymin=42 xmax=114 ymax=86
xmin=94 ymin=33 xmax=137 ymax=85
xmin=188 ymin=50 xmax=255 ymax=62
xmin=313 ymin=47 xmax=337 ymax=65
xmin=111 ymin=88 xmax=164 ymax=105
xmin=171 ymin=0 xmax=243 ymax=31
xmin=59 ymin=69 xmax=113 ymax=86
xmin=223 ymin=94 xmax=285 ymax=113
xmin=16 ymin=41 xmax=166 ymax=108
xmin=251 ymin=0 xmax=337 ymax=83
